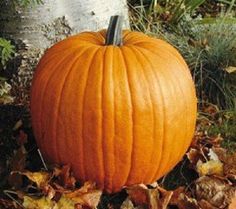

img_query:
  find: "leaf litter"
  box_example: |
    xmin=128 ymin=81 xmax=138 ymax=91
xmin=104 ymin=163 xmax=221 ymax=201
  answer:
xmin=0 ymin=104 xmax=236 ymax=209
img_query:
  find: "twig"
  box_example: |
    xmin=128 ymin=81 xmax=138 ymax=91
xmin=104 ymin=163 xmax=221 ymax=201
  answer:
xmin=3 ymin=190 xmax=24 ymax=208
xmin=37 ymin=149 xmax=48 ymax=171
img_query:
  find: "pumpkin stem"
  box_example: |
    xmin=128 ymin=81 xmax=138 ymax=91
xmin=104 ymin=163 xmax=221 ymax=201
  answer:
xmin=105 ymin=15 xmax=123 ymax=46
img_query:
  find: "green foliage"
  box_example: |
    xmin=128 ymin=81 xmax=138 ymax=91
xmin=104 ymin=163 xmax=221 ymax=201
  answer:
xmin=13 ymin=0 xmax=43 ymax=7
xmin=129 ymin=0 xmax=207 ymax=25
xmin=199 ymin=108 xmax=236 ymax=151
xmin=0 ymin=38 xmax=15 ymax=104
xmin=0 ymin=38 xmax=15 ymax=67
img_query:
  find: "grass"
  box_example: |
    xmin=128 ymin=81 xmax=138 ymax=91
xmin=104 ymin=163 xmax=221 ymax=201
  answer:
xmin=206 ymin=110 xmax=236 ymax=151
xmin=166 ymin=19 xmax=236 ymax=108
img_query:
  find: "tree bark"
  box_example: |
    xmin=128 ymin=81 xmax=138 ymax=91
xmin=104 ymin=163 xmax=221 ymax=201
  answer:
xmin=0 ymin=0 xmax=129 ymax=105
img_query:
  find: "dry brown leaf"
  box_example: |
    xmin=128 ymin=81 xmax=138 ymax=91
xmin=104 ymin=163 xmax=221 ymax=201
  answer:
xmin=198 ymin=199 xmax=218 ymax=209
xmin=64 ymin=181 xmax=102 ymax=208
xmin=170 ymin=193 xmax=199 ymax=209
xmin=229 ymin=191 xmax=236 ymax=209
xmin=195 ymin=176 xmax=235 ymax=208
xmin=202 ymin=104 xmax=219 ymax=116
xmin=223 ymin=153 xmax=236 ymax=181
xmin=169 ymin=187 xmax=199 ymax=209
xmin=65 ymin=181 xmax=97 ymax=196
xmin=126 ymin=184 xmax=172 ymax=209
xmin=126 ymin=184 xmax=149 ymax=206
xmin=169 ymin=186 xmax=185 ymax=202
xmin=0 ymin=198 xmax=23 ymax=209
xmin=157 ymin=186 xmax=173 ymax=209
xmin=186 ymin=148 xmax=201 ymax=165
xmin=191 ymin=130 xmax=223 ymax=150
xmin=213 ymin=147 xmax=236 ymax=181
xmin=67 ymin=190 xmax=102 ymax=208
xmin=53 ymin=165 xmax=76 ymax=189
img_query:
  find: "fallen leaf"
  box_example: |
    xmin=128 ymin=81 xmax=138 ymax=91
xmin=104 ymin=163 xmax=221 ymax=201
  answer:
xmin=64 ymin=182 xmax=102 ymax=209
xmin=213 ymin=148 xmax=236 ymax=181
xmin=126 ymin=184 xmax=172 ymax=209
xmin=126 ymin=184 xmax=149 ymax=206
xmin=23 ymin=196 xmax=55 ymax=209
xmin=170 ymin=192 xmax=199 ymax=209
xmin=223 ymin=152 xmax=236 ymax=181
xmin=156 ymin=186 xmax=173 ymax=209
xmin=169 ymin=187 xmax=199 ymax=209
xmin=196 ymin=159 xmax=223 ymax=176
xmin=53 ymin=165 xmax=76 ymax=189
xmin=64 ymin=181 xmax=97 ymax=196
xmin=225 ymin=66 xmax=236 ymax=73
xmin=56 ymin=196 xmax=75 ymax=209
xmin=229 ymin=191 xmax=236 ymax=209
xmin=195 ymin=176 xmax=235 ymax=208
xmin=120 ymin=198 xmax=135 ymax=209
xmin=23 ymin=195 xmax=77 ymax=209
xmin=12 ymin=171 xmax=50 ymax=188
xmin=186 ymin=148 xmax=201 ymax=165
xmin=198 ymin=199 xmax=218 ymax=209
xmin=0 ymin=198 xmax=23 ymax=209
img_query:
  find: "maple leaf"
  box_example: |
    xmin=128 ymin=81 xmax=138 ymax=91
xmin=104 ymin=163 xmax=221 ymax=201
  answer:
xmin=126 ymin=183 xmax=172 ymax=209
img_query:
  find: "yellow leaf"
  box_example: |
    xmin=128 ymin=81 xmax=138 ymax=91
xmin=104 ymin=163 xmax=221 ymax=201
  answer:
xmin=23 ymin=195 xmax=75 ymax=209
xmin=56 ymin=196 xmax=75 ymax=209
xmin=196 ymin=159 xmax=223 ymax=176
xmin=225 ymin=66 xmax=236 ymax=73
xmin=23 ymin=196 xmax=55 ymax=209
xmin=13 ymin=171 xmax=50 ymax=188
xmin=64 ymin=182 xmax=102 ymax=208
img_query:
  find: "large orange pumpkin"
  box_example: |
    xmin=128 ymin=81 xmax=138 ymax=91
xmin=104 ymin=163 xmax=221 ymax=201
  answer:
xmin=30 ymin=16 xmax=197 ymax=193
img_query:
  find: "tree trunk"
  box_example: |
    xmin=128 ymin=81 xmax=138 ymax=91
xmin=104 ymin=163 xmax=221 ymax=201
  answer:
xmin=0 ymin=0 xmax=129 ymax=105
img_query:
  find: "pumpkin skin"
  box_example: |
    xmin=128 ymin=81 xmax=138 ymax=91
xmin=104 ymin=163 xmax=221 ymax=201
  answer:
xmin=30 ymin=29 xmax=197 ymax=193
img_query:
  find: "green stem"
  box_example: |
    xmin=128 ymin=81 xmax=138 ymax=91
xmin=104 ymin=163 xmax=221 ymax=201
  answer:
xmin=105 ymin=15 xmax=123 ymax=46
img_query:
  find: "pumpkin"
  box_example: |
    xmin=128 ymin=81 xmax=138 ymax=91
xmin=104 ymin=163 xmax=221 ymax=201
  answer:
xmin=30 ymin=16 xmax=197 ymax=193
